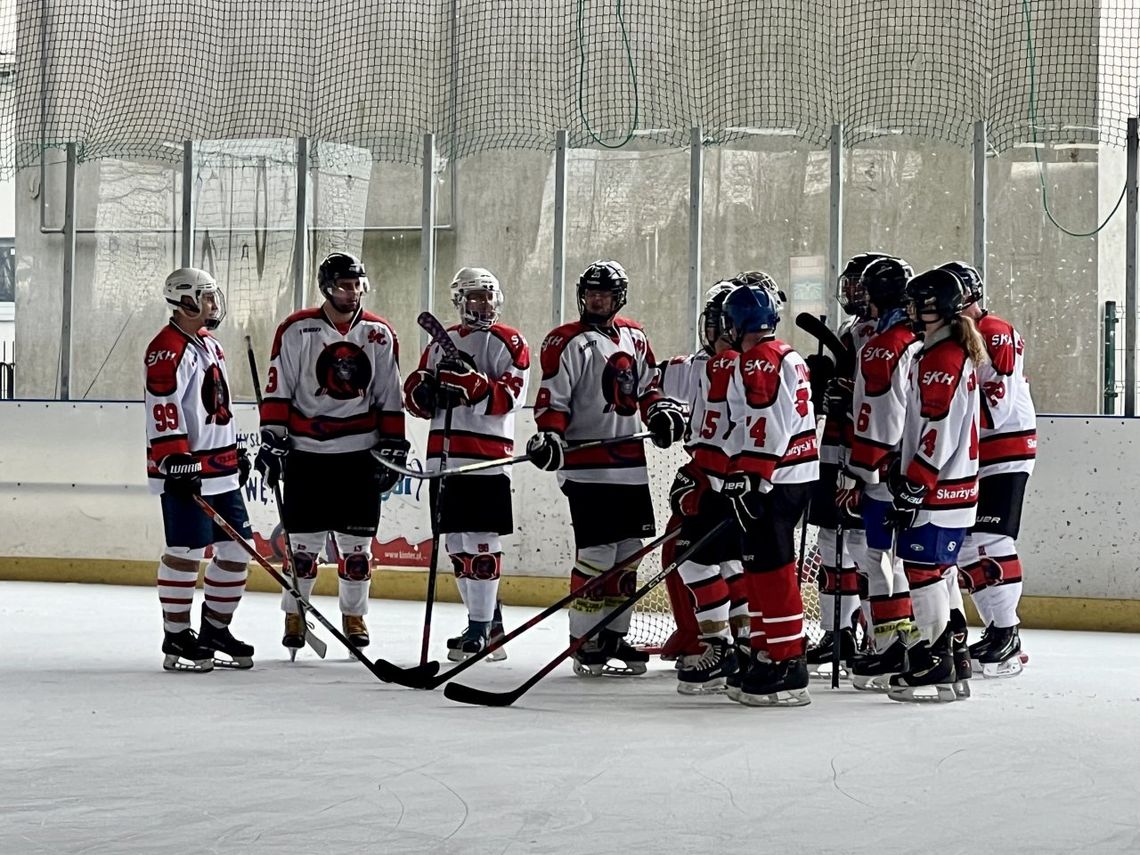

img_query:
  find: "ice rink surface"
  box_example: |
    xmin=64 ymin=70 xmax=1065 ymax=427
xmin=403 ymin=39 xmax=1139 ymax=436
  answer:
xmin=3 ymin=581 xmax=1139 ymax=855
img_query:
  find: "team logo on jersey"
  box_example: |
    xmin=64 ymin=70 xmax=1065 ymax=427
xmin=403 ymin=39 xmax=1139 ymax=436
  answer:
xmin=201 ymin=364 xmax=233 ymax=425
xmin=601 ymin=351 xmax=639 ymax=416
xmin=315 ymin=342 xmax=372 ymax=399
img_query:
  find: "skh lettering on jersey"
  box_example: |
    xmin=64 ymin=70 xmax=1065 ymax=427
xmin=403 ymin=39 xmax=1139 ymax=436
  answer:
xmin=146 ymin=349 xmax=178 ymax=367
xmin=922 ymin=370 xmax=957 ymax=387
xmin=744 ymin=358 xmax=777 ymax=374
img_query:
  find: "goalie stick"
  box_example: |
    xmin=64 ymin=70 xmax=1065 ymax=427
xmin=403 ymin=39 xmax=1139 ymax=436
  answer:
xmin=402 ymin=526 xmax=682 ymax=690
xmin=795 ymin=312 xmax=854 ymax=376
xmin=245 ymin=336 xmax=327 ymax=660
xmin=443 ymin=519 xmax=733 ymax=707
xmin=193 ymin=496 xmax=439 ymax=688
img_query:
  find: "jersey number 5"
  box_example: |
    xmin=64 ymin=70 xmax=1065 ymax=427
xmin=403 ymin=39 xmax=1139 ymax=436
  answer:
xmin=699 ymin=410 xmax=721 ymax=440
xmin=153 ymin=403 xmax=180 ymax=432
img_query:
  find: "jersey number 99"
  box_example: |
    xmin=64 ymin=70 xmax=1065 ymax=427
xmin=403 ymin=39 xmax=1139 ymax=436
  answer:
xmin=153 ymin=403 xmax=180 ymax=432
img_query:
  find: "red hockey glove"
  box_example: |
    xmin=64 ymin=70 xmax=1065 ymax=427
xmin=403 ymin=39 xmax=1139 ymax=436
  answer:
xmin=437 ymin=354 xmax=490 ymax=407
xmin=405 ymin=368 xmax=438 ymax=419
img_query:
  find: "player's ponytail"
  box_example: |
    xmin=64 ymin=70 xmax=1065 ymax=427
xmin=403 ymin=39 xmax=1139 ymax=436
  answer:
xmin=951 ymin=315 xmax=988 ymax=366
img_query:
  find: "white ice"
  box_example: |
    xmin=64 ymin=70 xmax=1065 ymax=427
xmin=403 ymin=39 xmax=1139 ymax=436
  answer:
xmin=3 ymin=581 xmax=1140 ymax=855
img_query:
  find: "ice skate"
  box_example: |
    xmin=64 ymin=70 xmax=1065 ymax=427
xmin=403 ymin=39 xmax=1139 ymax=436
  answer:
xmin=724 ymin=642 xmax=752 ymax=702
xmin=198 ymin=613 xmax=255 ymax=670
xmin=976 ymin=625 xmax=1024 ymax=679
xmin=805 ymin=627 xmax=856 ymax=681
xmin=951 ymin=627 xmax=971 ymax=699
xmin=162 ymin=627 xmax=214 ymax=673
xmin=342 ymin=614 xmax=369 ymax=648
xmin=447 ymin=623 xmax=488 ymax=662
xmin=282 ymin=612 xmax=306 ymax=660
xmin=571 ymin=636 xmax=608 ymax=677
xmin=737 ymin=656 xmax=811 ymax=707
xmin=888 ymin=634 xmax=958 ymax=703
xmin=851 ymin=639 xmax=907 ymax=692
xmin=599 ymin=629 xmax=649 ymax=676
xmin=487 ymin=603 xmax=508 ymax=662
xmin=676 ymin=637 xmax=736 ymax=695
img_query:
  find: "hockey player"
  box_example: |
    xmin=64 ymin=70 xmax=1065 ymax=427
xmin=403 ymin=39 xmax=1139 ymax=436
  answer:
xmin=843 ymin=256 xmax=922 ymax=690
xmin=804 ymin=252 xmax=885 ymax=678
xmin=720 ymin=280 xmax=819 ymax=707
xmin=527 ymin=260 xmax=686 ymax=676
xmin=662 ymin=280 xmax=753 ymax=694
xmin=941 ymin=261 xmax=1036 ymax=678
xmin=403 ymin=267 xmax=529 ymax=661
xmin=144 ymin=267 xmax=254 ymax=672
xmin=255 ymin=253 xmax=408 ymax=650
xmin=884 ymin=268 xmax=983 ymax=703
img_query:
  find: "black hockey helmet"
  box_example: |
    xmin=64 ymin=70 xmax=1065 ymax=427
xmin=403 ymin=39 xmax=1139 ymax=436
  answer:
xmin=907 ymin=268 xmax=968 ymax=325
xmin=938 ymin=260 xmax=984 ymax=307
xmin=318 ymin=253 xmax=368 ymax=298
xmin=860 ymin=256 xmax=914 ymax=314
xmin=577 ymin=260 xmax=628 ymax=325
xmin=700 ymin=280 xmax=737 ymax=354
xmin=837 ymin=252 xmax=890 ymax=317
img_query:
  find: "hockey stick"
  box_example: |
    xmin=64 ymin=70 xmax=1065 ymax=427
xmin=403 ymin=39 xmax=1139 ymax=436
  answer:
xmin=413 ymin=311 xmax=460 ymax=666
xmin=795 ymin=312 xmax=854 ymax=376
xmin=373 ymin=431 xmax=654 ymax=481
xmin=406 ymin=525 xmax=681 ymax=690
xmin=444 ymin=519 xmax=732 ymax=707
xmin=245 ymin=336 xmax=327 ymax=660
xmin=831 ymin=519 xmax=844 ymax=689
xmin=796 ymin=317 xmax=826 ymax=593
xmin=193 ymin=496 xmax=439 ymax=687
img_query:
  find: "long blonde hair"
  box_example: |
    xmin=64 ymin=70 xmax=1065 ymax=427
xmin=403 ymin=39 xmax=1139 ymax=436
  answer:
xmin=950 ymin=315 xmax=988 ymax=366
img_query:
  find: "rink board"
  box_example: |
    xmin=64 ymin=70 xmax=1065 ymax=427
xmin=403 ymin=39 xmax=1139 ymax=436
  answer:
xmin=1 ymin=403 xmax=1139 ymax=630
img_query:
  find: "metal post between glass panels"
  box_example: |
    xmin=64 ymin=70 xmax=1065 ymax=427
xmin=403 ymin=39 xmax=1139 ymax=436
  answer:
xmin=973 ymin=120 xmax=987 ymax=281
xmin=689 ymin=127 xmax=703 ymax=353
xmin=294 ymin=138 xmax=309 ymax=313
xmin=553 ymin=130 xmax=568 ymax=328
xmin=1125 ymin=118 xmax=1138 ymax=418
xmin=421 ymin=133 xmax=437 ymax=348
xmin=59 ymin=143 xmax=77 ymax=400
xmin=181 ymin=141 xmax=194 ymax=268
xmin=828 ymin=124 xmax=843 ymax=323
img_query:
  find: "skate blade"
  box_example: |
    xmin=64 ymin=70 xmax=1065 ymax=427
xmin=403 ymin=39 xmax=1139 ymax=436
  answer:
xmin=980 ymin=658 xmax=1024 ymax=679
xmin=724 ymin=684 xmax=743 ymax=702
xmin=851 ymin=673 xmax=896 ymax=693
xmin=676 ymin=677 xmax=728 ymax=696
xmin=602 ymin=662 xmax=648 ymax=677
xmin=952 ymin=680 xmax=971 ymax=699
xmin=737 ymin=687 xmax=812 ymax=707
xmin=288 ymin=648 xmax=298 ymax=663
xmin=487 ymin=647 xmax=508 ymax=662
xmin=163 ymin=654 xmax=213 ymax=673
xmin=572 ymin=661 xmax=605 ymax=677
xmin=447 ymin=649 xmax=477 ymax=663
xmin=211 ymin=655 xmax=254 ymax=670
xmin=887 ymin=683 xmax=958 ymax=703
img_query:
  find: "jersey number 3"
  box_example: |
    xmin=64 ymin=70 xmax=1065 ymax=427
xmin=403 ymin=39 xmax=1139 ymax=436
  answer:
xmin=153 ymin=403 xmax=180 ymax=432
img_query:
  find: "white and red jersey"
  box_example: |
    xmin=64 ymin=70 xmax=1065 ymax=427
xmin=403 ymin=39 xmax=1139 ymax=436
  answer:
xmin=144 ymin=322 xmax=240 ymax=496
xmin=726 ymin=338 xmax=819 ymax=486
xmin=259 ymin=307 xmax=405 ymax=454
xmin=900 ymin=325 xmax=981 ymax=530
xmin=687 ymin=350 xmax=739 ymax=486
xmin=975 ymin=312 xmax=1036 ymax=477
xmin=404 ymin=323 xmax=530 ymax=476
xmin=848 ymin=320 xmax=922 ymax=501
xmin=820 ymin=317 xmax=877 ymax=465
xmin=535 ymin=317 xmax=663 ymax=486
xmin=658 ymin=351 xmax=707 ymax=410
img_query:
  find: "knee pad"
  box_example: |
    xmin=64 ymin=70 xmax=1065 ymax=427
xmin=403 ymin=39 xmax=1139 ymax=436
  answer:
xmin=292 ymin=551 xmax=320 ymax=580
xmin=339 ymin=551 xmax=372 ymax=582
xmin=164 ymin=546 xmax=207 ymax=562
xmin=211 ymin=540 xmax=250 ymax=565
xmin=469 ymin=552 xmax=502 ymax=581
xmin=451 ymin=554 xmax=470 ymax=578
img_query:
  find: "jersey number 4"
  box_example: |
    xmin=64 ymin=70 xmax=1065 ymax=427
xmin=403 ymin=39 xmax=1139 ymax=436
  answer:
xmin=153 ymin=403 xmax=180 ymax=432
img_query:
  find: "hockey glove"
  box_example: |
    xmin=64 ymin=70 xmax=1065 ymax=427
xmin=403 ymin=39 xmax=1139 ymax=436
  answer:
xmin=885 ymin=471 xmax=927 ymax=533
xmin=645 ymin=399 xmax=686 ymax=449
xmin=805 ymin=353 xmax=835 ymax=416
xmin=821 ymin=375 xmax=854 ymax=418
xmin=405 ymin=368 xmax=438 ymax=419
xmin=373 ymin=439 xmax=411 ymax=494
xmin=834 ymin=472 xmax=863 ymax=529
xmin=669 ymin=462 xmax=708 ymax=517
xmin=254 ymin=429 xmax=289 ymax=489
xmin=162 ymin=453 xmax=202 ymax=498
xmin=437 ymin=354 xmax=490 ymax=408
xmin=526 ymin=431 xmax=566 ymax=472
xmin=237 ymin=448 xmax=252 ymax=488
xmin=721 ymin=471 xmax=770 ymax=529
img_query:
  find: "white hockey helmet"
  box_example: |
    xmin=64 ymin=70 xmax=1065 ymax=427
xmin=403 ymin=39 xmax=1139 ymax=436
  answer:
xmin=450 ymin=266 xmax=503 ymax=329
xmin=163 ymin=267 xmax=226 ymax=330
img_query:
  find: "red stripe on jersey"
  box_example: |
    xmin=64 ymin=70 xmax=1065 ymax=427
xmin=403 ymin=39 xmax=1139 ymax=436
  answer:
xmin=270 ymin=308 xmax=325 ymax=359
xmin=260 ymin=399 xmax=291 ymax=426
xmin=733 ymin=451 xmax=778 ymax=481
xmin=485 ymin=376 xmax=523 ymax=416
xmin=777 ymin=430 xmax=819 ymax=468
xmin=925 ymin=477 xmax=978 ymax=509
xmin=427 ymin=432 xmax=512 ymax=461
xmin=535 ymin=407 xmax=570 ymax=435
xmin=906 ymin=455 xmax=940 ymax=490
xmin=563 ymin=439 xmax=647 ymax=469
xmin=149 ymin=433 xmax=191 ymax=460
xmin=692 ymin=445 xmax=730 ymax=477
xmin=979 ymin=430 xmax=1037 ymax=465
xmin=849 ymin=434 xmax=893 ymax=472
xmin=487 ymin=324 xmax=531 ymax=369
xmin=374 ymin=410 xmax=405 ymax=441
xmin=288 ymin=411 xmax=378 ymax=441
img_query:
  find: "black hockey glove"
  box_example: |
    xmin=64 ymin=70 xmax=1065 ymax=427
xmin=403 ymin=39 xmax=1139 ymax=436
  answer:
xmin=885 ymin=470 xmax=927 ymax=533
xmin=721 ymin=471 xmax=769 ymax=529
xmin=821 ymin=376 xmax=854 ymax=418
xmin=437 ymin=353 xmax=491 ymax=408
xmin=162 ymin=453 xmax=202 ymax=499
xmin=526 ymin=431 xmax=566 ymax=472
xmin=669 ymin=462 xmax=707 ymax=518
xmin=645 ymin=399 xmax=686 ymax=449
xmin=237 ymin=448 xmax=252 ymax=488
xmin=373 ymin=439 xmax=411 ymax=494
xmin=405 ymin=369 xmax=438 ymax=419
xmin=254 ymin=429 xmax=289 ymax=489
xmin=805 ymin=353 xmax=835 ymax=415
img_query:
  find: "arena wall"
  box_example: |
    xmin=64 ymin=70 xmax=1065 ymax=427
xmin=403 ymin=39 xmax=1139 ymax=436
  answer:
xmin=1 ymin=402 xmax=1137 ymax=631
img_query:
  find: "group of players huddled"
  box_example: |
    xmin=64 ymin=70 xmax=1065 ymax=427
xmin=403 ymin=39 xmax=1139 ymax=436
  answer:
xmin=143 ymin=249 xmax=1034 ymax=707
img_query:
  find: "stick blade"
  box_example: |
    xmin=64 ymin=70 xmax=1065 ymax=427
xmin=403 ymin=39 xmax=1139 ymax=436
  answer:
xmin=304 ymin=630 xmax=328 ymax=659
xmin=372 ymin=659 xmax=440 ymax=688
xmin=443 ymin=680 xmax=521 ymax=707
